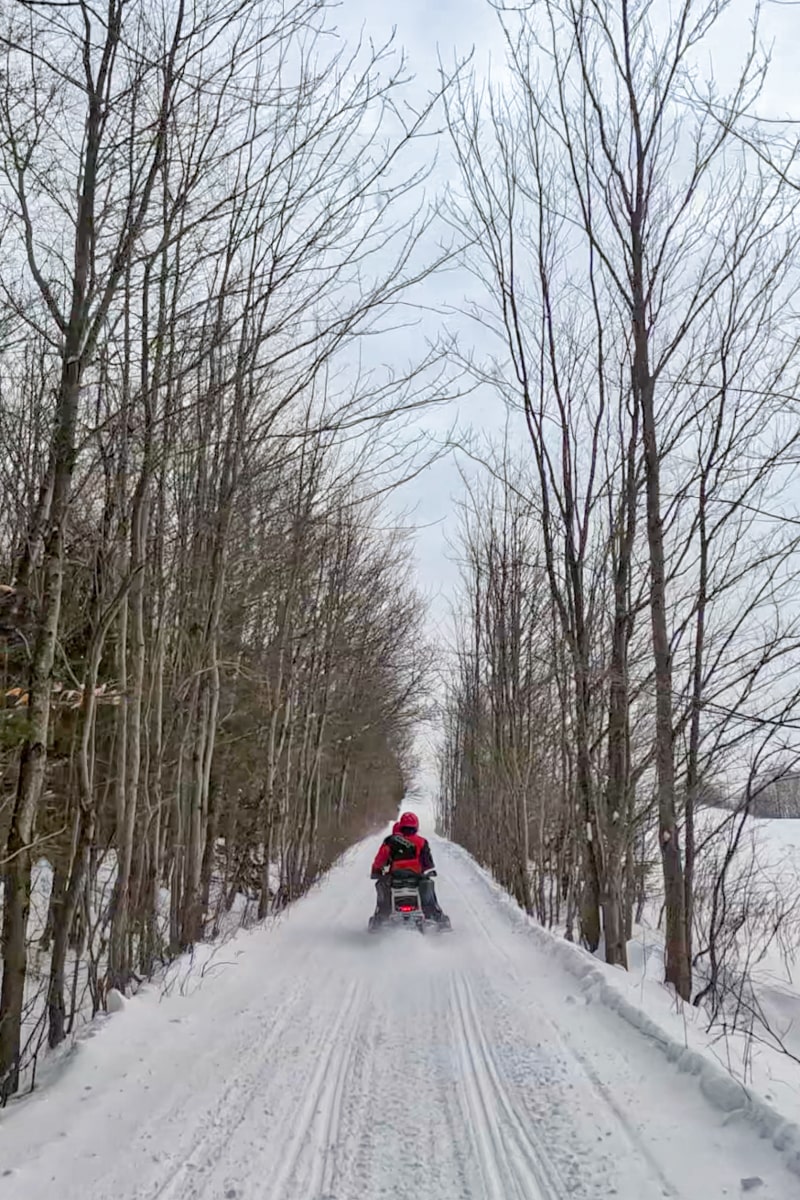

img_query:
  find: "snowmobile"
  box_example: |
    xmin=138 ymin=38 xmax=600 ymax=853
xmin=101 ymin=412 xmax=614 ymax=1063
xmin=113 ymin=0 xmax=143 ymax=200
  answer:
xmin=367 ymin=869 xmax=452 ymax=935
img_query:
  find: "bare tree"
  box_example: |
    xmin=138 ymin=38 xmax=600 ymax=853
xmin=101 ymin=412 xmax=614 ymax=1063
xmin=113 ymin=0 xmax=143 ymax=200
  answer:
xmin=0 ymin=0 xmax=188 ymax=1092
xmin=0 ymin=0 xmax=452 ymax=1095
xmin=442 ymin=0 xmax=799 ymax=999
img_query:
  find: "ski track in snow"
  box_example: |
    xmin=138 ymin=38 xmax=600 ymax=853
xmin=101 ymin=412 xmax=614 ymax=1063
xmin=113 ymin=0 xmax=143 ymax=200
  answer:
xmin=2 ymin=835 xmax=799 ymax=1199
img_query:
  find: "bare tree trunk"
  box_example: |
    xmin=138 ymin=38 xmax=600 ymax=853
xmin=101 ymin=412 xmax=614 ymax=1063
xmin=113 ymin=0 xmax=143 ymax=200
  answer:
xmin=637 ymin=360 xmax=689 ymax=997
xmin=48 ymin=568 xmax=130 ymax=1045
xmin=0 ymin=0 xmax=183 ymax=1084
xmin=40 ymin=859 xmax=67 ymax=955
xmin=1 ymin=355 xmax=80 ymax=1093
xmin=603 ymin=413 xmax=639 ymax=968
xmin=108 ymin=585 xmax=130 ymax=988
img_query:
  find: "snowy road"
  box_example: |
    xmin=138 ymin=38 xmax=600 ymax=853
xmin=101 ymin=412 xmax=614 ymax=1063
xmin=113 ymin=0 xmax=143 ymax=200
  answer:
xmin=1 ymin=833 xmax=797 ymax=1199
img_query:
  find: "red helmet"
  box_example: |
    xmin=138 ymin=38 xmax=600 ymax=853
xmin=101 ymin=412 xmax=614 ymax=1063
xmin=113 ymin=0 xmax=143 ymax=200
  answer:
xmin=398 ymin=811 xmax=419 ymax=833
xmin=392 ymin=821 xmax=401 ymax=833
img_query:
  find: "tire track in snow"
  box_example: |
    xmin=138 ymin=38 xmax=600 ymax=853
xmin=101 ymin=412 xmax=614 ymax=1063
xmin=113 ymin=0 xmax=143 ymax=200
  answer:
xmin=449 ymin=971 xmax=570 ymax=1200
xmin=313 ymin=979 xmax=373 ymax=1199
xmin=334 ymin=958 xmax=478 ymax=1200
xmin=441 ymin=842 xmax=691 ymax=1198
xmin=536 ymin=1012 xmax=681 ymax=1199
xmin=263 ymin=977 xmax=365 ymax=1200
xmin=317 ymin=984 xmax=382 ymax=1199
xmin=145 ymin=971 xmax=313 ymax=1200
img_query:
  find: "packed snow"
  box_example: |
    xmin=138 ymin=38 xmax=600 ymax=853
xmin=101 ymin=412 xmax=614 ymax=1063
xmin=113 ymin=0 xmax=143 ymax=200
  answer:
xmin=2 ymin=820 xmax=800 ymax=1199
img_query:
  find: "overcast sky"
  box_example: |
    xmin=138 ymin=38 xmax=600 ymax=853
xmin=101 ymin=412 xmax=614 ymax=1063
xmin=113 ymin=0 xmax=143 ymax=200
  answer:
xmin=333 ymin=0 xmax=504 ymax=647
xmin=333 ymin=0 xmax=800 ymax=794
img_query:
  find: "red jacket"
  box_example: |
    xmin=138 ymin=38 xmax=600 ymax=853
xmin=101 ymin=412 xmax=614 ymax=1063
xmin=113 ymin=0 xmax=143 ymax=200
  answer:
xmin=371 ymin=830 xmax=434 ymax=877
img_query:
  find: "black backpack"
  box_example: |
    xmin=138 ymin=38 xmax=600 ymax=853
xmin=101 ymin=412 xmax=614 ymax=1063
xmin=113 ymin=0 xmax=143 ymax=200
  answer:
xmin=386 ymin=833 xmax=418 ymax=862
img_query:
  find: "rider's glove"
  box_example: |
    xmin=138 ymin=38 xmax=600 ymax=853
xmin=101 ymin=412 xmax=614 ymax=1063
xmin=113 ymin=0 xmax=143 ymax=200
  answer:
xmin=423 ymin=868 xmax=437 ymax=878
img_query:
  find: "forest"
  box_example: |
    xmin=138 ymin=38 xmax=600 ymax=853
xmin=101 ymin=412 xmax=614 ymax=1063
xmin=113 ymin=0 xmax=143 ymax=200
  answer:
xmin=3 ymin=0 xmax=800 ymax=1104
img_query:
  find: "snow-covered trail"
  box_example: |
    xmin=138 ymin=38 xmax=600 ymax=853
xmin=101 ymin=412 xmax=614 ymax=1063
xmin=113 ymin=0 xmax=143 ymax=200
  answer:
xmin=2 ymin=834 xmax=797 ymax=1199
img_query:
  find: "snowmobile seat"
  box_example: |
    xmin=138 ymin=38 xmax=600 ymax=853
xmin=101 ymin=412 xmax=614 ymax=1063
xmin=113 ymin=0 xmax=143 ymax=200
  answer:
xmin=389 ymin=869 xmax=422 ymax=887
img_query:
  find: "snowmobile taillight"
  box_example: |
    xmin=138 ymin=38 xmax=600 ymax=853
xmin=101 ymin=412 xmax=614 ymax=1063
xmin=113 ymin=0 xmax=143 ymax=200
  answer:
xmin=398 ymin=904 xmax=417 ymax=912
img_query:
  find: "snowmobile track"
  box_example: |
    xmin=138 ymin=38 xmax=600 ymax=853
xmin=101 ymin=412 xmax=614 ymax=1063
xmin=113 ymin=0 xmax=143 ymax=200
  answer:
xmin=450 ymin=972 xmax=569 ymax=1200
xmin=147 ymin=972 xmax=311 ymax=1200
xmin=4 ymin=827 xmax=800 ymax=1200
xmin=265 ymin=979 xmax=365 ymax=1200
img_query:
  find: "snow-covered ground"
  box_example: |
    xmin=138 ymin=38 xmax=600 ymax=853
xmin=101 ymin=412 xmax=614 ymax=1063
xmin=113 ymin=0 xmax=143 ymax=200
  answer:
xmin=744 ymin=817 xmax=800 ymax=1081
xmin=17 ymin=855 xmax=122 ymax=1089
xmin=616 ymin=811 xmax=800 ymax=1133
xmin=13 ymin=847 xmax=282 ymax=1092
xmin=2 ymin=822 xmax=799 ymax=1199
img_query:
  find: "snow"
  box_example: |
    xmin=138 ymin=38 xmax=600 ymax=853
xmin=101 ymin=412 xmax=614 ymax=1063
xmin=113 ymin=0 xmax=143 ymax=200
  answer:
xmin=15 ymin=854 xmax=122 ymax=1090
xmin=465 ymin=843 xmax=800 ymax=1162
xmin=105 ymin=989 xmax=126 ymax=1014
xmin=618 ymin=810 xmax=800 ymax=1136
xmin=9 ymin=848 xmax=284 ymax=1092
xmin=2 ymin=821 xmax=800 ymax=1199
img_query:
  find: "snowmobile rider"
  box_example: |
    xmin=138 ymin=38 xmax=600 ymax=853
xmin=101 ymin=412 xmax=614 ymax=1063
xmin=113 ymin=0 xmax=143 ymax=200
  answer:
xmin=370 ymin=811 xmax=448 ymax=923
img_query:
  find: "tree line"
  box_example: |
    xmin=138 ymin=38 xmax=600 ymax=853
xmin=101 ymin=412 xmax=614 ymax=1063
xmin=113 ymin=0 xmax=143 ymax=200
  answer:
xmin=0 ymin=0 xmax=436 ymax=1098
xmin=438 ymin=0 xmax=800 ymax=1007
xmin=3 ymin=0 xmax=799 ymax=1103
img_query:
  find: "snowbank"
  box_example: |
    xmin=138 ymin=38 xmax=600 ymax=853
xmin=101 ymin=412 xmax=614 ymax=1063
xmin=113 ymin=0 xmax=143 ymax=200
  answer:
xmin=443 ymin=838 xmax=800 ymax=1179
xmin=4 ymin=848 xmax=285 ymax=1096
